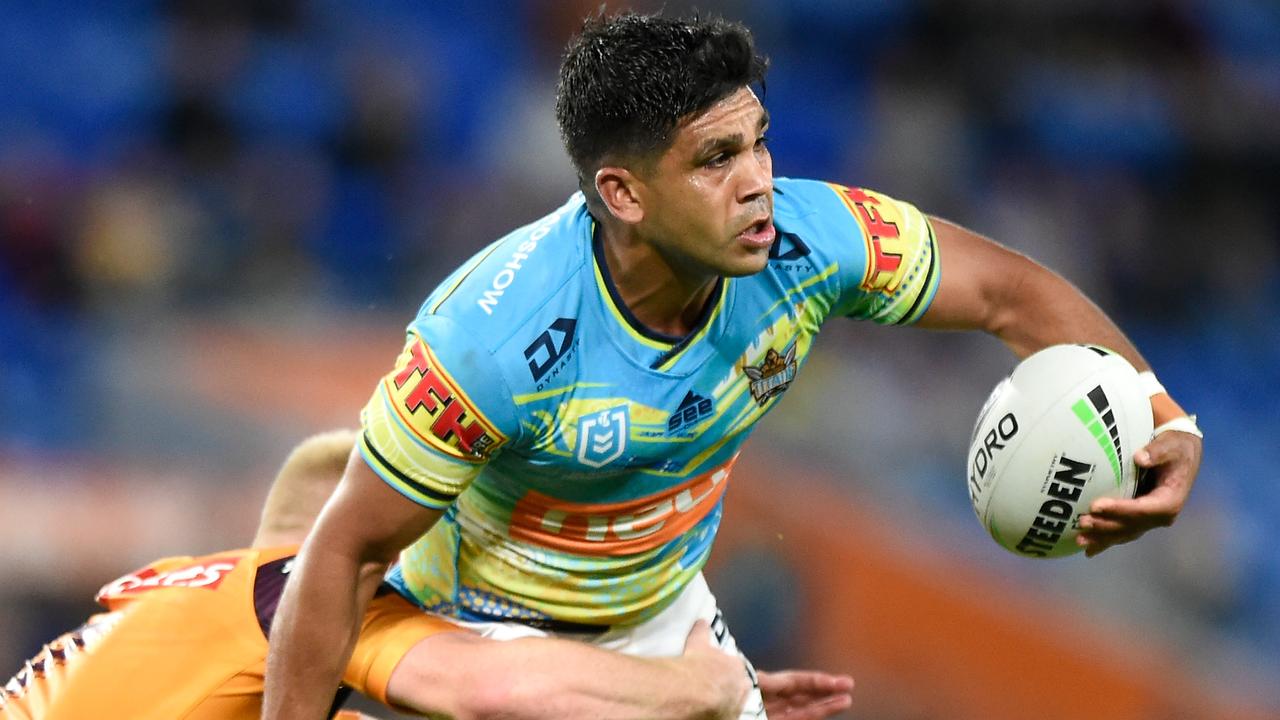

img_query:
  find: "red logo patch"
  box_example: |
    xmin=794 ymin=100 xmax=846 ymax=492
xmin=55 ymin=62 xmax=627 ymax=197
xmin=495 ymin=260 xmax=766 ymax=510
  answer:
xmin=836 ymin=186 xmax=912 ymax=293
xmin=96 ymin=556 xmax=242 ymax=601
xmin=386 ymin=338 xmax=506 ymax=460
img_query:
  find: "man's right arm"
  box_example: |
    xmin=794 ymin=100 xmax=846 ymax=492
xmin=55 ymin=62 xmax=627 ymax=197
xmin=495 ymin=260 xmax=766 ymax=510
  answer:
xmin=263 ymin=449 xmax=443 ymax=720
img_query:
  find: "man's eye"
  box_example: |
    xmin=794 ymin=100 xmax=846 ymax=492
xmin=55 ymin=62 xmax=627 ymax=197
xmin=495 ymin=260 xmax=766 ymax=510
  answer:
xmin=705 ymin=153 xmax=731 ymax=168
xmin=755 ymin=135 xmax=771 ymax=149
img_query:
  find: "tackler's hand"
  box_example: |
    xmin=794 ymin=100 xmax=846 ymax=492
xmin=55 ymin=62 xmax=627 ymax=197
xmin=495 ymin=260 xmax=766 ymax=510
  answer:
xmin=757 ymin=669 xmax=854 ymax=720
xmin=1076 ymin=421 xmax=1202 ymax=558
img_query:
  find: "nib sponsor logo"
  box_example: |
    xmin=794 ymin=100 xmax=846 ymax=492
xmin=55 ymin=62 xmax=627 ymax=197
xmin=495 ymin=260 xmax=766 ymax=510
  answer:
xmin=668 ymin=390 xmax=714 ymax=433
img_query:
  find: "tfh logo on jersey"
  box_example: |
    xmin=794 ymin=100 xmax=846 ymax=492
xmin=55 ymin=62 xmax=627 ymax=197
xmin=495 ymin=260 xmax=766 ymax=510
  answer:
xmin=389 ymin=337 xmax=507 ymax=460
xmin=668 ymin=390 xmax=714 ymax=433
xmin=836 ymin=186 xmax=913 ymax=294
xmin=744 ymin=343 xmax=797 ymax=406
xmin=524 ymin=317 xmax=577 ymax=384
xmin=576 ymin=405 xmax=629 ymax=468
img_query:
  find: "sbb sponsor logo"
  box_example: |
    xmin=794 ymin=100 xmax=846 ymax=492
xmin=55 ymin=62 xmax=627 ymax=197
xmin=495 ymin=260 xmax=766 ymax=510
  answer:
xmin=96 ymin=556 xmax=242 ymax=600
xmin=668 ymin=390 xmax=714 ymax=433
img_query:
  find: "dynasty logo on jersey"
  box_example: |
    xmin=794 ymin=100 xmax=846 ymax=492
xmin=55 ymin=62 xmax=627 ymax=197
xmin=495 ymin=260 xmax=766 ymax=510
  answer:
xmin=524 ymin=317 xmax=578 ymax=385
xmin=387 ymin=336 xmax=507 ymax=461
xmin=768 ymin=231 xmax=812 ymax=263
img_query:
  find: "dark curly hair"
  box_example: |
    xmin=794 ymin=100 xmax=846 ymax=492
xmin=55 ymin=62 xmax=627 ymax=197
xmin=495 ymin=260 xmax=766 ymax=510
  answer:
xmin=555 ymin=12 xmax=768 ymax=200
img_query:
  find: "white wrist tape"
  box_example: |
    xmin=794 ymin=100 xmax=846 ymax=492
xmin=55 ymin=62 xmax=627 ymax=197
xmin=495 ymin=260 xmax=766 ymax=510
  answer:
xmin=1153 ymin=414 xmax=1202 ymax=439
xmin=1137 ymin=370 xmax=1166 ymax=398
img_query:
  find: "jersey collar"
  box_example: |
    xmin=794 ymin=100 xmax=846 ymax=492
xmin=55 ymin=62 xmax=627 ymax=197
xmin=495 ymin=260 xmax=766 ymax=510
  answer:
xmin=590 ymin=224 xmax=728 ymax=372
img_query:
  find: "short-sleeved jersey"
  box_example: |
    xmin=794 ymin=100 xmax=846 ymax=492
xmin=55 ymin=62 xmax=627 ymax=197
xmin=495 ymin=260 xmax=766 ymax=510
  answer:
xmin=0 ymin=546 xmax=457 ymax=720
xmin=360 ymin=178 xmax=940 ymax=626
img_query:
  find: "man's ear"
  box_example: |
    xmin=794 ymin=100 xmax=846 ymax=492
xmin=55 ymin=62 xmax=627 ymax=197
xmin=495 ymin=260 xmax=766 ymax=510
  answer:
xmin=594 ymin=166 xmax=645 ymax=225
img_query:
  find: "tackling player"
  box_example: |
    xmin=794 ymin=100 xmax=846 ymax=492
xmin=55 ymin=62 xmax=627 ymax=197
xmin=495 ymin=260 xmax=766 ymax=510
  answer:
xmin=264 ymin=11 xmax=1203 ymax=720
xmin=1 ymin=430 xmax=854 ymax=720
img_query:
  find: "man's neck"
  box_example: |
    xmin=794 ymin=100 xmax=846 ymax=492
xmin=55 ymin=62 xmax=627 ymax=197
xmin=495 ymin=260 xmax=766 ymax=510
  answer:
xmin=597 ymin=224 xmax=718 ymax=339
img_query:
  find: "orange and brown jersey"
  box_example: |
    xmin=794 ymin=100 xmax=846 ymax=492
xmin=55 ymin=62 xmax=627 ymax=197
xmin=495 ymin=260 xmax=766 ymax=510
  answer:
xmin=1 ymin=547 xmax=456 ymax=720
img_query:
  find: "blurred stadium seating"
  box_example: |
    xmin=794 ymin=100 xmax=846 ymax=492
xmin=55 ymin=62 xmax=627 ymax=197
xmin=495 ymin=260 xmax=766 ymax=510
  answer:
xmin=1 ymin=1 xmax=1277 ymax=717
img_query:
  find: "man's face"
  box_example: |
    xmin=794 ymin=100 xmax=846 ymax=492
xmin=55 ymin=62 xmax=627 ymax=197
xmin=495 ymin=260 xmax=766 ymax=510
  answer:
xmin=634 ymin=87 xmax=775 ymax=280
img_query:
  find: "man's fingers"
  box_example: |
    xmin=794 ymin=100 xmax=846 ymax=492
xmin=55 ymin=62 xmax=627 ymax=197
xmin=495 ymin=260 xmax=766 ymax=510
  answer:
xmin=683 ymin=619 xmax=713 ymax=653
xmin=1076 ymin=514 xmax=1126 ymax=534
xmin=1135 ymin=430 xmax=1201 ymax=469
xmin=773 ymin=693 xmax=854 ymax=720
xmin=758 ymin=670 xmax=854 ymax=695
xmin=1134 ymin=439 xmax=1171 ymax=468
xmin=1079 ymin=529 xmax=1142 ymax=557
xmin=760 ymin=669 xmax=855 ymax=720
xmin=1073 ymin=422 xmax=1201 ymax=558
xmin=1088 ymin=484 xmax=1180 ymax=524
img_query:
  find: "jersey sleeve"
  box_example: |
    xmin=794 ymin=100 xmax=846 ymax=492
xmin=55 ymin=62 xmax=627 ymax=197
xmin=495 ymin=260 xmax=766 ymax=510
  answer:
xmin=359 ymin=314 xmax=519 ymax=510
xmin=822 ymin=183 xmax=941 ymax=325
xmin=342 ymin=593 xmax=464 ymax=707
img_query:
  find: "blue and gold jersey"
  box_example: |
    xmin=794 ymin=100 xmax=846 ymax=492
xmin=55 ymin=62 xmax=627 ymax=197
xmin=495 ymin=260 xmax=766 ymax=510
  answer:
xmin=360 ymin=178 xmax=940 ymax=626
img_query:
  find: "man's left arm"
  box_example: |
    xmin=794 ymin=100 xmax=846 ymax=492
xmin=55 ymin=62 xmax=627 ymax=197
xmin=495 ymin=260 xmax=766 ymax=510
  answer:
xmin=381 ymin=621 xmax=749 ymax=720
xmin=372 ymin=619 xmax=853 ymax=720
xmin=917 ymin=217 xmax=1203 ymax=556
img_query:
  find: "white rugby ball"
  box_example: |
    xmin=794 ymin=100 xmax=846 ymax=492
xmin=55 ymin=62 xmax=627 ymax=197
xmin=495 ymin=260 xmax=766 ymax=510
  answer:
xmin=967 ymin=344 xmax=1154 ymax=558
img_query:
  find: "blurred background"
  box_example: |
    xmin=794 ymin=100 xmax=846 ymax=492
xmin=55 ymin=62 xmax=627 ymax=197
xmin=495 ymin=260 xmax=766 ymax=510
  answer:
xmin=1 ymin=0 xmax=1277 ymax=718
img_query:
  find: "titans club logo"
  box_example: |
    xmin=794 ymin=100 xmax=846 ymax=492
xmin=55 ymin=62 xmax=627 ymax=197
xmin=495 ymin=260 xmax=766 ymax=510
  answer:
xmin=744 ymin=343 xmax=797 ymax=406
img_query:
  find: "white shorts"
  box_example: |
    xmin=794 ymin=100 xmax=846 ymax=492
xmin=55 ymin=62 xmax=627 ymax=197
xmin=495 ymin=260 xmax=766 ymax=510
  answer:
xmin=453 ymin=573 xmax=766 ymax=719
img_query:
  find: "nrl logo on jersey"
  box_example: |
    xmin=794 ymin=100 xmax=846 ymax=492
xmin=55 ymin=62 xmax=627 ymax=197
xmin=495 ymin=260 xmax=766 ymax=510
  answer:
xmin=576 ymin=405 xmax=629 ymax=468
xmin=744 ymin=342 xmax=797 ymax=406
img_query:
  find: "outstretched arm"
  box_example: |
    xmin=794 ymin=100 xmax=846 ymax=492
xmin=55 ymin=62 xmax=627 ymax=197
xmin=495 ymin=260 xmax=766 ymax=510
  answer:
xmin=919 ymin=217 xmax=1202 ymax=556
xmin=386 ymin=620 xmax=750 ymax=720
xmin=264 ymin=451 xmax=444 ymax=720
